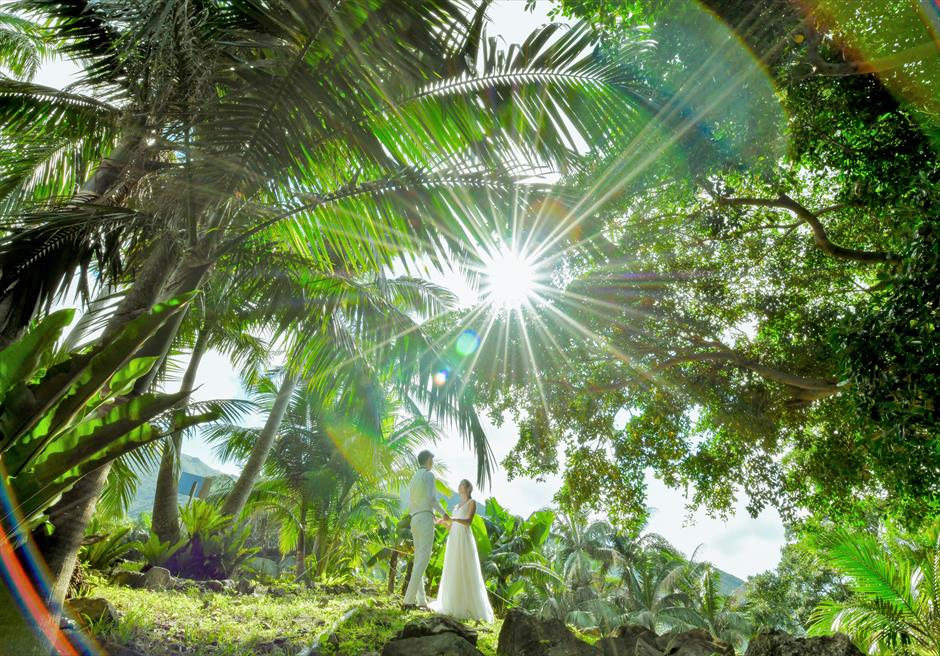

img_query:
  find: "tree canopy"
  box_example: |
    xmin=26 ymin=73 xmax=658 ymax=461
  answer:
xmin=457 ymin=0 xmax=940 ymax=531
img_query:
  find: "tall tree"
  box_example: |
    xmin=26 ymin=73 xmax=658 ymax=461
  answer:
xmin=468 ymin=0 xmax=940 ymax=530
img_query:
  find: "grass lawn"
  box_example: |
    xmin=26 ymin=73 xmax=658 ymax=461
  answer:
xmin=84 ymin=584 xmax=503 ymax=656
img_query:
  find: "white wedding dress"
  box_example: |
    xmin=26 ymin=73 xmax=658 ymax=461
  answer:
xmin=430 ymin=500 xmax=494 ymax=622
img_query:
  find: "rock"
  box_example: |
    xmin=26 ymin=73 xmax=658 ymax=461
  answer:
xmin=236 ymin=578 xmax=261 ymax=595
xmin=101 ymin=640 xmax=147 ymax=656
xmin=745 ymin=631 xmax=864 ymax=656
xmin=635 ymin=642 xmax=664 ymax=656
xmin=663 ymin=629 xmax=733 ymax=656
xmin=656 ymin=633 xmax=676 ymax=652
xmin=68 ymin=597 xmax=118 ymax=627
xmin=204 ymin=579 xmax=235 ymax=593
xmin=204 ymin=580 xmax=225 ymax=593
xmin=497 ymin=609 xmax=599 ymax=656
xmin=111 ymin=570 xmax=146 ymax=589
xmin=596 ymin=625 xmax=660 ymax=656
xmin=398 ymin=615 xmax=479 ymax=646
xmin=143 ymin=566 xmax=172 ymax=591
xmin=173 ymin=578 xmax=197 ymax=592
xmin=384 ymin=634 xmax=482 ymax=656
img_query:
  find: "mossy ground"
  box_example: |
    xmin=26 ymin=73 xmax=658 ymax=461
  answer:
xmin=83 ymin=584 xmax=502 ymax=656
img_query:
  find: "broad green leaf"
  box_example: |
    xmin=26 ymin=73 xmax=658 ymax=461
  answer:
xmin=0 ymin=293 xmax=194 ymax=473
xmin=0 ymin=308 xmax=73 ymax=405
xmin=106 ymin=356 xmax=160 ymax=398
xmin=471 ymin=513 xmax=492 ymax=560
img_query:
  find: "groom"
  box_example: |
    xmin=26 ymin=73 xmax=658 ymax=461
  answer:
xmin=403 ymin=450 xmax=448 ymax=609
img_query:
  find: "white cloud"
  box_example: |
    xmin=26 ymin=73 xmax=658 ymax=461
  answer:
xmin=644 ymin=476 xmax=785 ymax=577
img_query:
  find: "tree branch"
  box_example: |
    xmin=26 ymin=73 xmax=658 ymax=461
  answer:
xmin=804 ymin=30 xmax=938 ymax=78
xmin=655 ymin=338 xmax=843 ymax=407
xmin=716 ymin=193 xmax=896 ymax=264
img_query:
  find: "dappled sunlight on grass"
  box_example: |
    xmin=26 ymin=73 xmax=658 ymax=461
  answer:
xmin=86 ymin=585 xmax=502 ymax=656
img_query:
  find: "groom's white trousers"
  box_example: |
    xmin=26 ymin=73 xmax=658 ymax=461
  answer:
xmin=404 ymin=511 xmax=434 ymax=606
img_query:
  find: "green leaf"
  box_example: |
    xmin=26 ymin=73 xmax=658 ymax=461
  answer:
xmin=471 ymin=513 xmax=492 ymax=560
xmin=0 ymin=308 xmax=73 ymax=404
xmin=0 ymin=293 xmax=194 ymax=471
xmin=107 ymin=356 xmax=160 ymax=397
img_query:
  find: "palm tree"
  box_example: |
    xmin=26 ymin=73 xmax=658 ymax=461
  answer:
xmin=809 ymin=526 xmax=940 ymax=656
xmin=0 ymin=11 xmax=50 ymax=81
xmin=218 ymin=268 xmax=493 ymax=520
xmin=617 ymin=548 xmax=702 ymax=634
xmin=534 ymin=514 xmax=679 ymax=634
xmin=225 ymin=374 xmax=437 ymax=581
xmin=685 ymin=566 xmax=753 ymax=651
xmin=3 ymin=0 xmax=680 ymax=604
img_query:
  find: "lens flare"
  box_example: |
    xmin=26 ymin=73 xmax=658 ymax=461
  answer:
xmin=433 ymin=369 xmax=449 ymax=386
xmin=455 ymin=330 xmax=480 ymax=356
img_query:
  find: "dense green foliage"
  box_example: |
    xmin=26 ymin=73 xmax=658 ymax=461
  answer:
xmin=462 ymin=0 xmax=940 ymax=531
xmin=0 ymin=297 xmax=216 ymax=531
xmin=743 ymin=544 xmax=851 ymax=636
xmin=0 ymin=0 xmax=675 ymax=610
xmin=1 ymin=1 xmax=938 ymax=653
xmin=809 ymin=525 xmax=940 ymax=656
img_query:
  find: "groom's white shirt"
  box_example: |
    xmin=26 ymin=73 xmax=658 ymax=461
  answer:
xmin=404 ymin=466 xmax=436 ymax=606
xmin=408 ymin=467 xmax=436 ymax=515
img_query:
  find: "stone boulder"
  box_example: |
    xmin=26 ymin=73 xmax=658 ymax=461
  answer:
xmin=111 ymin=570 xmax=146 ymax=589
xmin=383 ymin=633 xmax=482 ymax=656
xmin=100 ymin=640 xmax=147 ymax=656
xmin=143 ymin=566 xmax=172 ymax=591
xmin=636 ymin=641 xmax=664 ymax=656
xmin=656 ymin=633 xmax=676 ymax=652
xmin=68 ymin=597 xmax=118 ymax=627
xmin=204 ymin=579 xmax=235 ymax=593
xmin=497 ymin=609 xmax=599 ymax=656
xmin=663 ymin=629 xmax=733 ymax=656
xmin=745 ymin=631 xmax=864 ymax=656
xmin=398 ymin=615 xmax=479 ymax=646
xmin=236 ymin=578 xmax=265 ymax=595
xmin=596 ymin=625 xmax=660 ymax=656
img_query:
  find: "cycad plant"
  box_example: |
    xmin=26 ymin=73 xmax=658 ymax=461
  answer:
xmin=618 ymin=548 xmax=702 ymax=634
xmin=475 ymin=498 xmax=556 ymax=613
xmin=809 ymin=526 xmax=940 ymax=656
xmin=684 ymin=566 xmax=752 ymax=651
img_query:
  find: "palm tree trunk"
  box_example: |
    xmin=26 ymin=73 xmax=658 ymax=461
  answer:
xmin=388 ymin=549 xmax=399 ymax=595
xmin=220 ymin=374 xmax=298 ymax=519
xmin=295 ymin=500 xmax=307 ymax=582
xmin=314 ymin=516 xmax=330 ymax=579
xmin=152 ymin=326 xmax=209 ymax=544
xmin=401 ymin=560 xmax=413 ymax=596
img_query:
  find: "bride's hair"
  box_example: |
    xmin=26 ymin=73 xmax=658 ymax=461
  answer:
xmin=459 ymin=479 xmax=473 ymax=497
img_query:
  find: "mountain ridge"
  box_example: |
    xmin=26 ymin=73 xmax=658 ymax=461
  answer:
xmin=127 ymin=452 xmax=227 ymax=519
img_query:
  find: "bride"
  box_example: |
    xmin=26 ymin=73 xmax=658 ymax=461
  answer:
xmin=430 ymin=480 xmax=494 ymax=622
